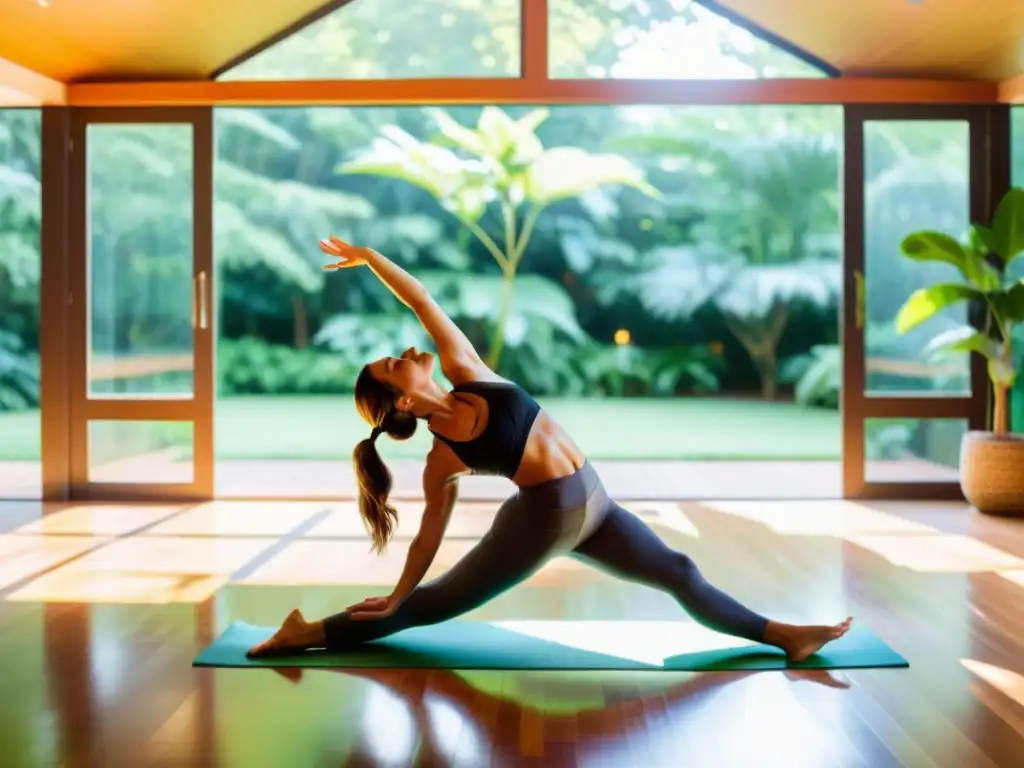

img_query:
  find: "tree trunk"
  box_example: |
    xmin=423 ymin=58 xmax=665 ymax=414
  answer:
xmin=292 ymin=293 xmax=309 ymax=349
xmin=722 ymin=304 xmax=788 ymax=402
xmin=759 ymin=354 xmax=778 ymax=400
xmin=485 ymin=271 xmax=516 ymax=370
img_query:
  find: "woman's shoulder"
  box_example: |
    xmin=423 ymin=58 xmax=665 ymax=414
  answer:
xmin=447 ymin=366 xmax=514 ymax=389
xmin=444 ymin=359 xmax=491 ymax=386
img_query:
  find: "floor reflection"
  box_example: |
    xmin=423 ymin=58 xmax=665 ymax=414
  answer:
xmin=1 ymin=499 xmax=1022 ymax=767
xmin=251 ymin=663 xmax=854 ymax=767
xmin=0 ymin=597 xmax=862 ymax=768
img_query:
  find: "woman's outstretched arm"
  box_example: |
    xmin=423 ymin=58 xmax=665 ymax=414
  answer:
xmin=321 ymin=236 xmax=487 ymax=384
xmin=344 ymin=443 xmax=463 ymax=619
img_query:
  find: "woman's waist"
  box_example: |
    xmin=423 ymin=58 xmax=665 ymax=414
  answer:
xmin=513 ymin=459 xmax=600 ymax=512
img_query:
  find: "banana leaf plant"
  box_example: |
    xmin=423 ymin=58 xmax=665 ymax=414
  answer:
xmin=896 ymin=187 xmax=1024 ymax=437
xmin=339 ymin=106 xmax=658 ymax=367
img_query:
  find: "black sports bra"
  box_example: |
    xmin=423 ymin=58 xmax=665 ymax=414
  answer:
xmin=429 ymin=381 xmax=542 ymax=478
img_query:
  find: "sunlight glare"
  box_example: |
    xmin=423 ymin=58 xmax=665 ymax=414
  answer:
xmin=622 ymin=501 xmax=699 ymax=537
xmin=0 ymin=534 xmax=108 ymax=589
xmin=143 ymin=502 xmax=324 ymax=537
xmin=15 ymin=505 xmax=182 ymax=535
xmin=997 ymin=570 xmax=1024 ymax=589
xmin=6 ymin=568 xmax=225 ymax=604
xmin=702 ymin=500 xmax=938 ymax=536
xmin=425 ymin=696 xmax=483 ymax=764
xmin=845 ymin=534 xmax=1024 ymax=573
xmin=492 ymin=620 xmax=757 ymax=667
xmin=361 ymin=686 xmax=417 ymax=765
xmin=961 ymin=659 xmax=1024 ymax=708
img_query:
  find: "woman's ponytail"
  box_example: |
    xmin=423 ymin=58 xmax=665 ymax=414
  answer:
xmin=353 ymin=426 xmax=400 ymax=554
xmin=352 ymin=365 xmax=419 ymax=554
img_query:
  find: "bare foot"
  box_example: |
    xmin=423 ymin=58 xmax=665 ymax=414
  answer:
xmin=247 ymin=609 xmax=324 ymax=658
xmin=766 ymin=617 xmax=853 ymax=663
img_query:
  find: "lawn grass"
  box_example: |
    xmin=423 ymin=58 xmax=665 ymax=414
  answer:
xmin=0 ymin=410 xmax=40 ymax=461
xmin=0 ymin=397 xmax=841 ymax=462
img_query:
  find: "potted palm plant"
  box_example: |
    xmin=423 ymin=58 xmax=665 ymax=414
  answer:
xmin=896 ymin=188 xmax=1024 ymax=515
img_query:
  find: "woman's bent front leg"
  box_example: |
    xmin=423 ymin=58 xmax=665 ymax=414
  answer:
xmin=322 ymin=526 xmax=551 ymax=649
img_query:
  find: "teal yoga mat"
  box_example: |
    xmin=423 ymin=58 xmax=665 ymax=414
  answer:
xmin=194 ymin=620 xmax=908 ymax=672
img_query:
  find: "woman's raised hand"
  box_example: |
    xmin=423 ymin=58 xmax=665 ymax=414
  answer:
xmin=320 ymin=236 xmax=373 ymax=270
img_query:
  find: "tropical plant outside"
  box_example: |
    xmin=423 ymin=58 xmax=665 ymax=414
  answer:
xmin=896 ymin=188 xmax=1024 ymax=436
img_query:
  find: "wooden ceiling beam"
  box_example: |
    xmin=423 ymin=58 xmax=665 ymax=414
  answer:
xmin=998 ymin=73 xmax=1024 ymax=104
xmin=64 ymin=77 xmax=998 ymax=107
xmin=0 ymin=56 xmax=65 ymax=106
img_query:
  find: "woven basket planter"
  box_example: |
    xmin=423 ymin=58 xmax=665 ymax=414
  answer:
xmin=959 ymin=431 xmax=1024 ymax=516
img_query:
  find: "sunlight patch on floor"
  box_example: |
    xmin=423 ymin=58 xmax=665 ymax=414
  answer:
xmin=699 ymin=500 xmax=936 ymax=537
xmin=961 ymin=659 xmax=1024 ymax=707
xmin=0 ymin=534 xmax=109 ymax=589
xmin=623 ymin=501 xmax=699 ymax=537
xmin=14 ymin=505 xmax=183 ymax=536
xmin=491 ymin=620 xmax=758 ymax=667
xmin=845 ymin=534 xmax=1024 ymax=573
xmin=240 ymin=539 xmax=592 ymax=587
xmin=7 ymin=569 xmax=225 ymax=604
xmin=50 ymin=536 xmax=276 ymax=575
xmin=997 ymin=570 xmax=1024 ymax=589
xmin=142 ymin=502 xmax=325 ymax=537
xmin=961 ymin=658 xmax=1024 ymax=734
xmin=303 ymin=501 xmax=498 ymax=539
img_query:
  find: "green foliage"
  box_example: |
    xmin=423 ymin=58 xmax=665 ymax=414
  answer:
xmin=0 ymin=98 xmax=852 ymax=415
xmin=314 ymin=313 xmax=432 ymax=365
xmin=340 ymin=106 xmax=657 ymax=367
xmin=0 ymin=110 xmax=40 ymax=413
xmin=418 ymin=271 xmax=586 ymax=344
xmin=615 ymin=123 xmax=840 ymax=400
xmin=895 ymin=284 xmax=983 ymax=334
xmin=572 ymin=343 xmax=721 ymax=398
xmin=898 ymin=187 xmax=1024 ymax=433
xmin=216 ymin=158 xmax=375 ymax=293
xmin=0 ymin=330 xmax=39 ymax=411
xmin=781 ymin=344 xmax=840 ymax=409
xmin=218 ymin=338 xmax=351 ymax=396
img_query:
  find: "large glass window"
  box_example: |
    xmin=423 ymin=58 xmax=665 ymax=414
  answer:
xmin=862 ymin=120 xmax=972 ymax=399
xmin=210 ymin=104 xmax=842 ymax=497
xmin=219 ymin=0 xmax=522 ymax=80
xmin=217 ymin=0 xmax=828 ymax=83
xmin=548 ymin=0 xmax=828 ymax=79
xmin=0 ymin=109 xmax=41 ymax=499
xmin=1009 ymin=109 xmax=1024 ymax=433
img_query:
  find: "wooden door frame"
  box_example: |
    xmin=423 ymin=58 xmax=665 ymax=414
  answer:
xmin=841 ymin=104 xmax=1010 ymax=500
xmin=62 ymin=107 xmax=214 ymax=501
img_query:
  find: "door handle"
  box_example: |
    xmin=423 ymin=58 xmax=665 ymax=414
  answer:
xmin=198 ymin=270 xmax=209 ymax=330
xmin=854 ymin=269 xmax=865 ymax=330
xmin=191 ymin=274 xmax=198 ymax=330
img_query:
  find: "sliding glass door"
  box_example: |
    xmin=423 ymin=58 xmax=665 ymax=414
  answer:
xmin=68 ymin=108 xmax=214 ymax=500
xmin=842 ymin=106 xmax=1000 ymax=499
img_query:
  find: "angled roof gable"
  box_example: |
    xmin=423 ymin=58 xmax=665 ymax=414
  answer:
xmin=218 ymin=0 xmax=835 ymax=82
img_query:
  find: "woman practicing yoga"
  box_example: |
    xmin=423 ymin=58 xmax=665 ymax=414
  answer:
xmin=249 ymin=237 xmax=852 ymax=661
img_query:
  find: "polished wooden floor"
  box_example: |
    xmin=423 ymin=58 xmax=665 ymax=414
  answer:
xmin=0 ymin=456 xmax=961 ymax=500
xmin=1 ymin=497 xmax=1023 ymax=767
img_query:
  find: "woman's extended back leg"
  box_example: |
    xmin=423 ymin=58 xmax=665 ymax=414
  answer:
xmin=570 ymin=501 xmax=770 ymax=642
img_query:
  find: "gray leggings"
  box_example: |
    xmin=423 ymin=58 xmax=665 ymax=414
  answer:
xmin=322 ymin=462 xmax=769 ymax=648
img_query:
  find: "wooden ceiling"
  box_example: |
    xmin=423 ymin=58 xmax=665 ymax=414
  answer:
xmin=0 ymin=0 xmax=328 ymax=82
xmin=718 ymin=0 xmax=1024 ymax=81
xmin=0 ymin=0 xmax=1022 ymax=84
